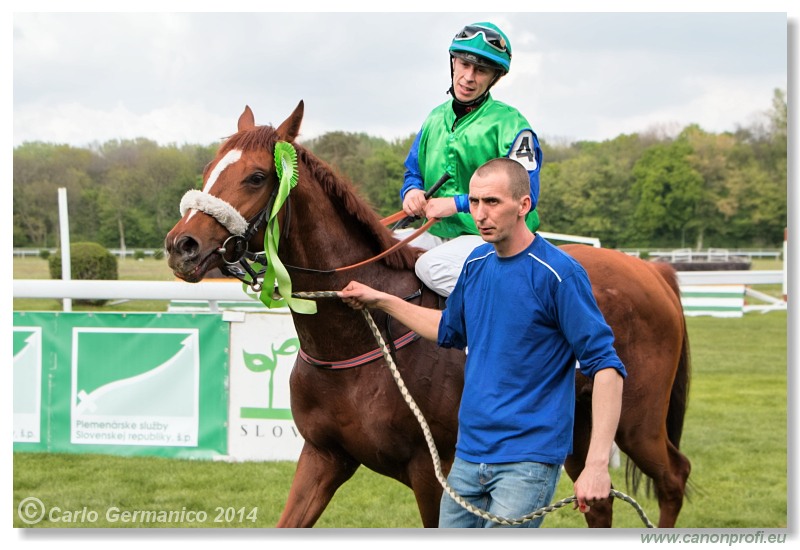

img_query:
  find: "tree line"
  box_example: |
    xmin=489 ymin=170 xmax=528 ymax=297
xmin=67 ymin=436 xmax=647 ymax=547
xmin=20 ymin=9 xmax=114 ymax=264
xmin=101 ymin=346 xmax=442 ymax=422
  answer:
xmin=13 ymin=89 xmax=786 ymax=252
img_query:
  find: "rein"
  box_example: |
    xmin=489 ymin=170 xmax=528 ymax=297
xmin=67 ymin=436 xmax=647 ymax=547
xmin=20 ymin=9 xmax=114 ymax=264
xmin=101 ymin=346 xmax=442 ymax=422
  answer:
xmin=281 ymin=217 xmax=437 ymax=276
xmin=262 ymin=171 xmax=451 ymax=276
xmin=294 ymin=290 xmax=656 ymax=528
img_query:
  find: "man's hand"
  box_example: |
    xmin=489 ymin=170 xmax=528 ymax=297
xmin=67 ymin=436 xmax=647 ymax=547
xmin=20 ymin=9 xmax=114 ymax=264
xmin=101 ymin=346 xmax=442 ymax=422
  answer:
xmin=424 ymin=197 xmax=457 ymax=220
xmin=573 ymin=463 xmax=612 ymax=514
xmin=338 ymin=281 xmax=388 ymax=311
xmin=402 ymin=189 xmax=427 ymax=218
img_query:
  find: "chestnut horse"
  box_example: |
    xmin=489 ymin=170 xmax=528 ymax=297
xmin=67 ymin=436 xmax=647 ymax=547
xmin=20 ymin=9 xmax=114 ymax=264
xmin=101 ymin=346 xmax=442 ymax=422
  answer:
xmin=165 ymin=101 xmax=691 ymax=528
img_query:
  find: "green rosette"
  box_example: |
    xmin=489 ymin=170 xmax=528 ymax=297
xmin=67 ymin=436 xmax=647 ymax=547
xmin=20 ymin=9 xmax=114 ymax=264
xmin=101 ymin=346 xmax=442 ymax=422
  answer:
xmin=250 ymin=141 xmax=316 ymax=314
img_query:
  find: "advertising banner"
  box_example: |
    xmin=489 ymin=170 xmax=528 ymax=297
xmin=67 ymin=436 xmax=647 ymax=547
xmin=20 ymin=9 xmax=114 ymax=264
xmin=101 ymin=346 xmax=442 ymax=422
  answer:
xmin=13 ymin=312 xmax=229 ymax=459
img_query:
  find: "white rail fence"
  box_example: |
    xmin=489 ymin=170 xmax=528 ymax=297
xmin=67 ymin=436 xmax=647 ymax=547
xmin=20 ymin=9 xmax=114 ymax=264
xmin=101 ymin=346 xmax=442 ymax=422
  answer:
xmin=13 ymin=280 xmax=259 ymax=313
xmin=14 ymin=269 xmax=786 ymax=317
xmin=649 ymin=248 xmax=782 ymax=261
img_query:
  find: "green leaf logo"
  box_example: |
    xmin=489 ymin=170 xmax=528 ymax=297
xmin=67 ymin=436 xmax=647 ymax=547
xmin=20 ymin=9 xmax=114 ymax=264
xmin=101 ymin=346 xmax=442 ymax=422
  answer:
xmin=242 ymin=338 xmax=299 ymax=410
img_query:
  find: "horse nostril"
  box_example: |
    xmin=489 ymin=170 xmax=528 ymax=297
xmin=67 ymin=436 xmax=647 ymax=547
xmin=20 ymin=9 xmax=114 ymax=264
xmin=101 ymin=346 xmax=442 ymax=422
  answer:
xmin=175 ymin=235 xmax=200 ymax=260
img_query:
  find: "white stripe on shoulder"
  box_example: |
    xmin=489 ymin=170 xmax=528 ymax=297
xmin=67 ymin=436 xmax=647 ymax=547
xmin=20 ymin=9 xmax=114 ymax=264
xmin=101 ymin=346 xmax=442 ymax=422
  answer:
xmin=465 ymin=249 xmax=496 ymax=266
xmin=528 ymin=253 xmax=562 ymax=282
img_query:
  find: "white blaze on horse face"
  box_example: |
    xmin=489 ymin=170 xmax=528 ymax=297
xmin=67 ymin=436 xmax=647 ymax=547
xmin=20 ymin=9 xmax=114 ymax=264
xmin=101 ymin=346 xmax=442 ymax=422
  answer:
xmin=203 ymin=149 xmax=243 ymax=193
xmin=186 ymin=149 xmax=243 ymax=223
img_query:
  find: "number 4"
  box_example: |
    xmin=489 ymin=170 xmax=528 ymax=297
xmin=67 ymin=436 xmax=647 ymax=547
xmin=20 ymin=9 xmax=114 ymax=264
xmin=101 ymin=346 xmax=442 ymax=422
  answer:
xmin=509 ymin=130 xmax=538 ymax=171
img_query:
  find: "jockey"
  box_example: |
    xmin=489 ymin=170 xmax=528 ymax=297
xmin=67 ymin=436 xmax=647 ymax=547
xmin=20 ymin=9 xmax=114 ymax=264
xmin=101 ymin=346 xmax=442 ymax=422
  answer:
xmin=400 ymin=21 xmax=543 ymax=297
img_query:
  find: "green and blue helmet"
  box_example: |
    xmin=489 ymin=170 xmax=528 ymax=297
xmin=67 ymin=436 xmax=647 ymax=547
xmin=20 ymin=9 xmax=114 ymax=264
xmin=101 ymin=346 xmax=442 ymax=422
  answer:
xmin=449 ymin=22 xmax=512 ymax=74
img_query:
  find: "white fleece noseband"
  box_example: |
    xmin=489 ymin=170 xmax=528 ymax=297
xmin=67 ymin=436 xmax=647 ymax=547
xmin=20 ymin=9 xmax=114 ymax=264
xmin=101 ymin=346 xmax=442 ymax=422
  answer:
xmin=180 ymin=189 xmax=249 ymax=236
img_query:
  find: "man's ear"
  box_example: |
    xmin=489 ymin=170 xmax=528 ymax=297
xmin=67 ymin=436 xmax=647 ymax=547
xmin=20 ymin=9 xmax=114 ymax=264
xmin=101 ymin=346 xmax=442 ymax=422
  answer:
xmin=519 ymin=195 xmax=532 ymax=218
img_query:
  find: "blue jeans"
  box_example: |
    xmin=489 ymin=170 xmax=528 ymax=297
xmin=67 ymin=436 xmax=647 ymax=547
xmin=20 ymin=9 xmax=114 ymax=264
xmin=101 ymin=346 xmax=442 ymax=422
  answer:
xmin=439 ymin=457 xmax=562 ymax=528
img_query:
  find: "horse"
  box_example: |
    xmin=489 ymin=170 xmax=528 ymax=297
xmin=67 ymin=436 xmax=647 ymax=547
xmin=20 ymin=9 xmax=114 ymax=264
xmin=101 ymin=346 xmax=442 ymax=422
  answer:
xmin=165 ymin=101 xmax=691 ymax=528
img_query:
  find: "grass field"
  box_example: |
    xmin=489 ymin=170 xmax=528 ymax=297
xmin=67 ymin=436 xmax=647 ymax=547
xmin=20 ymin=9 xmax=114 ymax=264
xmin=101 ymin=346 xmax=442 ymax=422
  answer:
xmin=12 ymin=255 xmax=789 ymax=529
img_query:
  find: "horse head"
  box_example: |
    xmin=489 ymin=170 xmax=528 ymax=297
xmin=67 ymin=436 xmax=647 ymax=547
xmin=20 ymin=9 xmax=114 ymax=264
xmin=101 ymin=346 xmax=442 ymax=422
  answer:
xmin=165 ymin=101 xmax=305 ymax=284
xmin=166 ymin=100 xmax=418 ymax=302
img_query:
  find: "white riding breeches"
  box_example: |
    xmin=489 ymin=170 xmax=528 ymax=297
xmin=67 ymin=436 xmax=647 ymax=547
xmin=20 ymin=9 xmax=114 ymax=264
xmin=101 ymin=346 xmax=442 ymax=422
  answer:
xmin=396 ymin=229 xmax=485 ymax=297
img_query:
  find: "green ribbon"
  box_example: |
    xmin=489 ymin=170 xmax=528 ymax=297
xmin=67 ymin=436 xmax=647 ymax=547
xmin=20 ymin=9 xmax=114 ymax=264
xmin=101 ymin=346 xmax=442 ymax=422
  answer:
xmin=246 ymin=141 xmax=316 ymax=314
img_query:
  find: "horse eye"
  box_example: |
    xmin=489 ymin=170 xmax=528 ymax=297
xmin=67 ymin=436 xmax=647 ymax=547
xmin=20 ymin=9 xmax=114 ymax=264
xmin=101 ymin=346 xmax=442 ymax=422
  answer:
xmin=247 ymin=172 xmax=268 ymax=186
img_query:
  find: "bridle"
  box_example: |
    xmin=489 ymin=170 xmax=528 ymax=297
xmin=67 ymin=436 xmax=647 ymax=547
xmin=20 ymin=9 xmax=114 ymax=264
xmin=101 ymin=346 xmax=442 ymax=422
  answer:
xmin=214 ymin=184 xmax=282 ymax=293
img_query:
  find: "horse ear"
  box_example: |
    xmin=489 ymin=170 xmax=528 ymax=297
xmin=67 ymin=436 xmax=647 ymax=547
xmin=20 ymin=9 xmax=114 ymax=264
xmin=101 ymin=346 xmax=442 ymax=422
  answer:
xmin=275 ymin=100 xmax=304 ymax=143
xmin=238 ymin=105 xmax=255 ymax=132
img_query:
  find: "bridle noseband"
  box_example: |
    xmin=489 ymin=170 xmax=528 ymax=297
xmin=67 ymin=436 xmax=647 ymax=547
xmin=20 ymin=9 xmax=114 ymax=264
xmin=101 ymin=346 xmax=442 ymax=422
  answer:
xmin=179 ymin=175 xmax=283 ymax=293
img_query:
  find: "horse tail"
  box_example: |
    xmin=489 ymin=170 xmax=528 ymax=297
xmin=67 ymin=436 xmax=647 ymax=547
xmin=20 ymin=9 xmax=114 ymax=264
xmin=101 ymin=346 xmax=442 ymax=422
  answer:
xmin=652 ymin=262 xmax=692 ymax=449
xmin=668 ymin=316 xmax=691 ymax=448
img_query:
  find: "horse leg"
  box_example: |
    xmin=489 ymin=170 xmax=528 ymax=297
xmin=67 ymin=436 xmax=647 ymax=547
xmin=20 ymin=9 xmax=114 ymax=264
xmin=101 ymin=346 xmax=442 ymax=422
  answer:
xmin=660 ymin=443 xmax=692 ymax=527
xmin=617 ymin=434 xmax=690 ymax=528
xmin=616 ymin=353 xmax=691 ymax=527
xmin=276 ymin=441 xmax=359 ymax=527
xmin=564 ymin=381 xmax=614 ymax=528
xmin=407 ymin=452 xmax=449 ymax=527
xmin=655 ymin=442 xmax=691 ymax=527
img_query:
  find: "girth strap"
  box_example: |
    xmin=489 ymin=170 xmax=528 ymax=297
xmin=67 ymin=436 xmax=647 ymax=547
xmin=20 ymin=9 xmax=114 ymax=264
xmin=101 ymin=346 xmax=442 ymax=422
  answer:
xmin=299 ymin=330 xmax=420 ymax=370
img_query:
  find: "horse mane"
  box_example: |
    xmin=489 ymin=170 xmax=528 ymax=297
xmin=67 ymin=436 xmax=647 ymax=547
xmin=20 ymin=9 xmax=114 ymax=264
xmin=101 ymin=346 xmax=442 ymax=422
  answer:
xmin=220 ymin=125 xmax=419 ymax=271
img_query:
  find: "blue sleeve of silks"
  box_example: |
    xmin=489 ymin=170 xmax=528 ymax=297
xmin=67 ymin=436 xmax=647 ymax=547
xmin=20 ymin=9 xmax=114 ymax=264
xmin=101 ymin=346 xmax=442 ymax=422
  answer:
xmin=401 ymin=129 xmax=424 ymax=201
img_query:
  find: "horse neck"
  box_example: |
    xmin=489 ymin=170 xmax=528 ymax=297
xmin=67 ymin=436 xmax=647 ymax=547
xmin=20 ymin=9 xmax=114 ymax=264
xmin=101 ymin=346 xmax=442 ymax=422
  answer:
xmin=277 ymin=152 xmax=422 ymax=361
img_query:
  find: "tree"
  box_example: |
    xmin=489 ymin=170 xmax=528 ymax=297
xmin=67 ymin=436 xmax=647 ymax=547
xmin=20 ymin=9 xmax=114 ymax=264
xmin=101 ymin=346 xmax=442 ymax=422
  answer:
xmin=92 ymin=140 xmax=145 ymax=251
xmin=681 ymin=125 xmax=737 ymax=249
xmin=630 ymin=139 xmax=704 ymax=247
xmin=539 ymin=134 xmax=650 ymax=247
xmin=304 ymin=132 xmax=412 ymax=216
xmin=13 ymin=142 xmax=94 ymax=247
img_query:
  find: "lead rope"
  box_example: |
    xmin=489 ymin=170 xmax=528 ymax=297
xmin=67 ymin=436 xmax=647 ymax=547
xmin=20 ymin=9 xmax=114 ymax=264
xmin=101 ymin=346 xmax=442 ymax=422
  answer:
xmin=293 ymin=291 xmax=654 ymax=528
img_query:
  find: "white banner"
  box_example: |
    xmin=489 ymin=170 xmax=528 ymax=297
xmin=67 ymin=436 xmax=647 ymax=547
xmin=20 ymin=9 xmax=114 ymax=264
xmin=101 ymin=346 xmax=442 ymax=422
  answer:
xmin=227 ymin=311 xmax=305 ymax=461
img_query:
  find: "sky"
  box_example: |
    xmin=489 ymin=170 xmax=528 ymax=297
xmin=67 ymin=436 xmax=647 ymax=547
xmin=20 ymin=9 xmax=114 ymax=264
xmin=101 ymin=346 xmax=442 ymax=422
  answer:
xmin=8 ymin=4 xmax=791 ymax=150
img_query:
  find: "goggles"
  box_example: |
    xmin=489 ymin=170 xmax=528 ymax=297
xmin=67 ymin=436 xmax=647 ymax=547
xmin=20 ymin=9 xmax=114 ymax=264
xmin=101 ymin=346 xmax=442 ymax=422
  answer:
xmin=453 ymin=25 xmax=509 ymax=54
